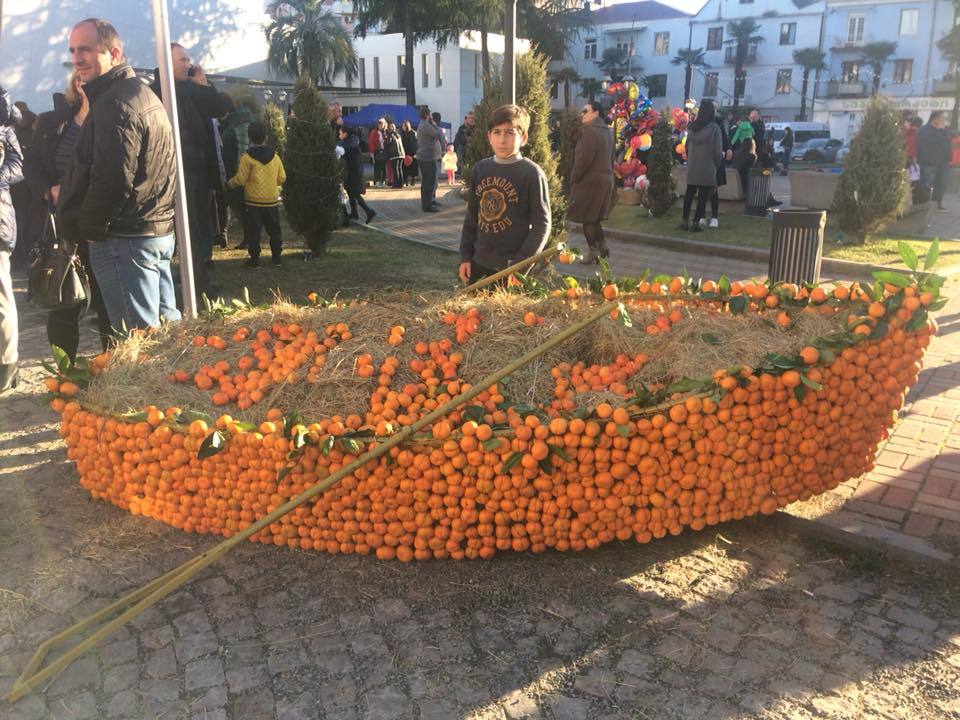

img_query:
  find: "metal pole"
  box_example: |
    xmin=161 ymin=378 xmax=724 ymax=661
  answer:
xmin=504 ymin=0 xmax=516 ymax=104
xmin=151 ymin=0 xmax=197 ymax=318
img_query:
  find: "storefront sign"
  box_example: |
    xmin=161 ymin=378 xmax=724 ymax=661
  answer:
xmin=833 ymin=97 xmax=952 ymax=112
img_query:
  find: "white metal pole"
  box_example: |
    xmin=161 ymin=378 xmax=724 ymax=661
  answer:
xmin=504 ymin=0 xmax=516 ymax=104
xmin=151 ymin=0 xmax=197 ymax=318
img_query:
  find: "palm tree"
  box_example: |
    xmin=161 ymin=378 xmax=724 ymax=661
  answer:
xmin=937 ymin=8 xmax=960 ymax=129
xmin=579 ymin=77 xmax=604 ymax=101
xmin=553 ymin=67 xmax=581 ymax=108
xmin=860 ymin=41 xmax=897 ymax=96
xmin=598 ymin=47 xmax=630 ymax=82
xmin=671 ymin=47 xmax=709 ymax=102
xmin=793 ymin=47 xmax=827 ymax=121
xmin=724 ymin=19 xmax=764 ymax=111
xmin=265 ymin=0 xmax=358 ymax=86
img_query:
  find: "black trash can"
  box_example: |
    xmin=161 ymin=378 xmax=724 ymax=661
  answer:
xmin=768 ymin=209 xmax=827 ymax=285
xmin=744 ymin=167 xmax=773 ymax=217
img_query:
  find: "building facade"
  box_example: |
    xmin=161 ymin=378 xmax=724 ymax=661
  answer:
xmin=814 ymin=0 xmax=957 ymax=140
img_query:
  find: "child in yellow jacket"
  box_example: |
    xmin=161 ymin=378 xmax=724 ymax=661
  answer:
xmin=227 ymin=121 xmax=286 ymax=267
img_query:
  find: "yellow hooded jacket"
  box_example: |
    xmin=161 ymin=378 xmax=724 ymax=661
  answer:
xmin=227 ymin=144 xmax=286 ymax=207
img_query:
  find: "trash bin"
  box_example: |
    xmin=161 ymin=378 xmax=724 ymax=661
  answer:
xmin=745 ymin=167 xmax=773 ymax=217
xmin=768 ymin=209 xmax=827 ymax=285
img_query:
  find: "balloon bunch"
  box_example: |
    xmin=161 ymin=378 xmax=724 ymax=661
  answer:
xmin=671 ymin=99 xmax=699 ymax=163
xmin=606 ymin=76 xmax=659 ymax=189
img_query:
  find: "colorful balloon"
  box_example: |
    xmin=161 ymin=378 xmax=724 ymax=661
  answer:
xmin=638 ymin=134 xmax=652 ymax=151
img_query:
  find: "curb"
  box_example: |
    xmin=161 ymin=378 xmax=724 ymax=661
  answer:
xmin=775 ymin=510 xmax=956 ymax=570
xmin=593 ymin=224 xmax=960 ymax=282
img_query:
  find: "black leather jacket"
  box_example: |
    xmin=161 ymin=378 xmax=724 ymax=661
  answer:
xmin=58 ymin=64 xmax=176 ymax=243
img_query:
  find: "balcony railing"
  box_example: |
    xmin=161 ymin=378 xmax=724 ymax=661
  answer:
xmin=724 ymin=44 xmax=758 ymax=64
xmin=821 ymin=80 xmax=867 ymax=98
xmin=933 ymin=77 xmax=959 ymax=96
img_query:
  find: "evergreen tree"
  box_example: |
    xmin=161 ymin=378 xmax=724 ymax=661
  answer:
xmin=832 ymin=96 xmax=906 ymax=244
xmin=646 ymin=117 xmax=676 ymax=217
xmin=556 ymin=108 xmax=582 ymax=196
xmin=462 ymin=52 xmax=566 ymax=241
xmin=282 ymin=78 xmax=341 ymax=256
xmin=263 ymin=102 xmax=287 ymax=157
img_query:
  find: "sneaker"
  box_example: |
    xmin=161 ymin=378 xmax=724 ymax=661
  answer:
xmin=243 ymin=258 xmax=260 ymax=269
xmin=365 ymin=210 xmax=377 ymax=224
xmin=271 ymin=256 xmax=282 ymax=267
xmin=709 ymin=218 xmax=719 ymax=228
xmin=698 ymin=218 xmax=706 ymax=228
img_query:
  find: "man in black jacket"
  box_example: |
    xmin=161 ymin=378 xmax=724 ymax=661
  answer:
xmin=151 ymin=43 xmax=222 ymax=295
xmin=917 ymin=111 xmax=952 ymax=210
xmin=0 ymin=87 xmax=24 ymax=394
xmin=59 ymin=18 xmax=180 ymax=332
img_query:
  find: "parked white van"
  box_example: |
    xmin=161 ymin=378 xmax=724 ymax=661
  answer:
xmin=768 ymin=122 xmax=831 ymax=161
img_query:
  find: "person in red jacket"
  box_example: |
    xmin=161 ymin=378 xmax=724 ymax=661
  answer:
xmin=368 ymin=118 xmax=387 ymax=186
xmin=902 ymin=116 xmax=921 ymax=162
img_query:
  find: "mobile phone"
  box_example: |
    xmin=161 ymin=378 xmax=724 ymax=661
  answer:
xmin=187 ymin=66 xmax=196 ymax=78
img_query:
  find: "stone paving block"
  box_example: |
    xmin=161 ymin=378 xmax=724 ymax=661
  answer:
xmin=145 ymin=645 xmax=178 ymax=678
xmin=184 ymin=656 xmax=225 ymax=691
xmin=50 ymin=690 xmax=99 ymax=719
xmin=923 ymin=475 xmax=959 ymax=498
xmin=851 ymin=480 xmax=886 ymax=501
xmin=903 ymin=512 xmax=941 ymax=538
xmin=230 ymin=687 xmax=275 ymax=718
xmin=48 ymin=655 xmax=100 ymax=696
xmin=913 ymin=501 xmax=960 ymax=523
xmin=362 ymin=685 xmax=413 ymax=720
xmin=880 ymin=486 xmax=916 ymax=509
xmin=845 ymin=499 xmax=906 ymax=523
xmin=549 ymin=695 xmax=591 ymax=720
xmin=106 ymin=689 xmax=138 ymax=718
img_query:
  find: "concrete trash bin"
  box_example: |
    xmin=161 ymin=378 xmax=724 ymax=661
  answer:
xmin=745 ymin=167 xmax=772 ymax=217
xmin=768 ymin=209 xmax=827 ymax=285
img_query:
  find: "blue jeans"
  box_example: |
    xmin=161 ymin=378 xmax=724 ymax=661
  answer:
xmin=88 ymin=233 xmax=181 ymax=332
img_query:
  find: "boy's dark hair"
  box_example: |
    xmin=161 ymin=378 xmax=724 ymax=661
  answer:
xmin=910 ymin=116 xmax=923 ymax=128
xmin=488 ymin=104 xmax=530 ymax=134
xmin=248 ymin=120 xmax=267 ymax=145
xmin=432 ymin=111 xmax=441 ymax=124
xmin=419 ymin=106 xmax=431 ymax=120
xmin=585 ymin=99 xmax=602 ymax=114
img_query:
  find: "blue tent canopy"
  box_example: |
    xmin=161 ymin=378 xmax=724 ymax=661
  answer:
xmin=340 ymin=103 xmax=452 ymax=130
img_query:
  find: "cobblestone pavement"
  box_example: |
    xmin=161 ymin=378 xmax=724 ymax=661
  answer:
xmin=3 ymin=274 xmax=960 ymax=719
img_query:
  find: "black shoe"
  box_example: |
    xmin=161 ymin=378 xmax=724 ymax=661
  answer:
xmin=216 ymin=235 xmax=228 ymax=249
xmin=244 ymin=258 xmax=260 ymax=268
xmin=271 ymin=256 xmax=282 ymax=267
xmin=424 ymin=207 xmax=440 ymax=213
xmin=690 ymin=224 xmax=703 ymax=232
xmin=432 ymin=201 xmax=442 ymax=208
xmin=679 ymin=220 xmax=689 ymax=231
xmin=768 ymin=196 xmax=783 ymax=207
xmin=365 ymin=210 xmax=377 ymax=224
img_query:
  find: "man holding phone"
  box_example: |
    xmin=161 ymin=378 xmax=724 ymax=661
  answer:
xmin=150 ymin=43 xmax=222 ymax=298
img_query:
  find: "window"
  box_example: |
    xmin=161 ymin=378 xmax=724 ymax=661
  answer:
xmin=359 ymin=58 xmax=366 ymax=89
xmin=899 ymin=9 xmax=919 ymax=36
xmin=615 ymin=37 xmax=635 ymax=56
xmin=847 ymin=14 xmax=865 ymax=43
xmin=703 ymin=72 xmax=718 ymax=97
xmin=436 ymin=53 xmax=442 ymax=88
xmin=421 ymin=53 xmax=429 ymax=88
xmin=584 ymin=39 xmax=597 ymax=60
xmin=397 ymin=55 xmax=406 ymax=87
xmin=776 ymin=69 xmax=792 ymax=94
xmin=646 ymin=74 xmax=667 ymax=97
xmin=550 ymin=81 xmax=558 ymax=100
xmin=707 ymin=27 xmax=723 ymax=51
xmin=840 ymin=61 xmax=860 ymax=83
xmin=893 ymin=59 xmax=913 ymax=83
xmin=474 ymin=54 xmax=481 ymax=88
xmin=373 ymin=57 xmax=380 ymax=89
xmin=654 ymin=32 xmax=669 ymax=56
xmin=780 ymin=23 xmax=796 ymax=46
xmin=740 ymin=0 xmax=754 ymax=3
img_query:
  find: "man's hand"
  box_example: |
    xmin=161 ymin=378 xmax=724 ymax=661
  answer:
xmin=725 ymin=150 xmax=733 ymax=161
xmin=458 ymin=262 xmax=471 ymax=284
xmin=49 ymin=185 xmax=60 ymax=204
xmin=190 ymin=65 xmax=209 ymax=86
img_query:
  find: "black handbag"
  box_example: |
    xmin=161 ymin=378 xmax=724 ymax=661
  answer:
xmin=27 ymin=210 xmax=91 ymax=312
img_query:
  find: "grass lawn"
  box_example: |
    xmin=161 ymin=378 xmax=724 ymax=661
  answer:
xmin=194 ymin=224 xmax=458 ymax=305
xmin=605 ymin=204 xmax=960 ymax=271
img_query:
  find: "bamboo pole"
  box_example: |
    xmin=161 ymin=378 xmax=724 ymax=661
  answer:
xmin=6 ymin=302 xmax=617 ymax=704
xmin=457 ymin=245 xmax=560 ymax=296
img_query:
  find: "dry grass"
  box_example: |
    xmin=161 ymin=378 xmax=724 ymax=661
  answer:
xmin=84 ymin=291 xmax=841 ymax=423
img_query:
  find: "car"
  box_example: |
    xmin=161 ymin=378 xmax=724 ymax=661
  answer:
xmin=769 ymin=122 xmax=830 ymax=162
xmin=791 ymin=138 xmax=844 ymax=163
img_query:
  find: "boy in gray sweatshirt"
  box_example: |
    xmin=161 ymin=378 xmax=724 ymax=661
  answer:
xmin=458 ymin=104 xmax=551 ymax=283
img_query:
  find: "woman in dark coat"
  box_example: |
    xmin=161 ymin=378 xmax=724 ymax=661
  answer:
xmin=385 ymin=123 xmax=405 ymax=190
xmin=568 ymin=100 xmax=614 ymax=264
xmin=400 ymin=120 xmax=418 ymax=187
xmin=24 ymin=74 xmax=111 ymax=361
xmin=731 ymin=137 xmax=758 ymax=198
xmin=339 ymin=126 xmax=376 ymax=223
xmin=706 ymin=114 xmax=732 ymax=228
xmin=680 ymin=99 xmax=722 ymax=232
